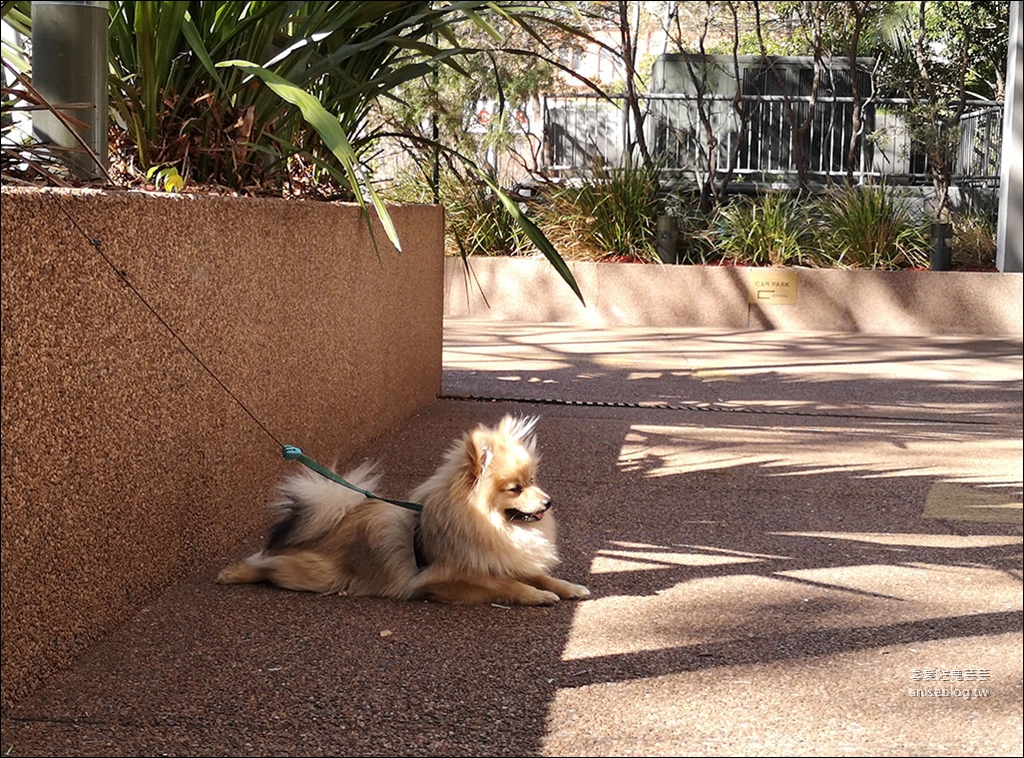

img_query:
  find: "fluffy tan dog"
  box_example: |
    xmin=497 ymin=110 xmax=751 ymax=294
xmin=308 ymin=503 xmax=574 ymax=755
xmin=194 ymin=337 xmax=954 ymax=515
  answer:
xmin=217 ymin=415 xmax=590 ymax=606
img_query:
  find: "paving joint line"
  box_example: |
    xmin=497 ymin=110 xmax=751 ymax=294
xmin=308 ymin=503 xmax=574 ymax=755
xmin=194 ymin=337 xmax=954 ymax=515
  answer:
xmin=438 ymin=393 xmax=999 ymax=427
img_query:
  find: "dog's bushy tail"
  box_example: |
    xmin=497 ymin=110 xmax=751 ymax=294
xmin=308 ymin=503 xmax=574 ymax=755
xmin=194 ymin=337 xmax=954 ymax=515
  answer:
xmin=267 ymin=461 xmax=382 ymax=549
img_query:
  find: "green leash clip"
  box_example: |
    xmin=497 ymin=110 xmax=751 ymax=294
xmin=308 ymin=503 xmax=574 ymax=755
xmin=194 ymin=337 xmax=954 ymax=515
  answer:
xmin=282 ymin=445 xmax=423 ymax=513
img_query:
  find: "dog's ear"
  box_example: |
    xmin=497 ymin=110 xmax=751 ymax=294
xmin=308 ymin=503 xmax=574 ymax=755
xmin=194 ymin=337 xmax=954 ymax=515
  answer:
xmin=467 ymin=427 xmax=494 ymax=482
xmin=498 ymin=414 xmax=538 ymax=442
xmin=496 ymin=414 xmax=539 ymax=454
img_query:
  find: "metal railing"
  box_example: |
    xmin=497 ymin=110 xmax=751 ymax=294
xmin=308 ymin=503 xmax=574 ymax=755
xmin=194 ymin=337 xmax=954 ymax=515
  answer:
xmin=956 ymin=105 xmax=1003 ymax=186
xmin=543 ymin=93 xmax=1003 ymax=189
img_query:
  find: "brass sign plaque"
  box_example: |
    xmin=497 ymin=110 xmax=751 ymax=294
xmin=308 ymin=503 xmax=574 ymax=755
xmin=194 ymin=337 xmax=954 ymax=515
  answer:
xmin=747 ymin=270 xmax=798 ymax=304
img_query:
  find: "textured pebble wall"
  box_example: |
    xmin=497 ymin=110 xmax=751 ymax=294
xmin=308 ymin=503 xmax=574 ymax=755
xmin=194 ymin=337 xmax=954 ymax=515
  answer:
xmin=1 ymin=187 xmax=443 ymax=709
xmin=445 ymin=257 xmax=1023 ymax=335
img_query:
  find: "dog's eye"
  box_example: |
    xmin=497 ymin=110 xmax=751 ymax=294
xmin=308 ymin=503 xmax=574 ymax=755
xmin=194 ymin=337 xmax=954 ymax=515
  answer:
xmin=509 ymin=484 xmax=523 ymax=494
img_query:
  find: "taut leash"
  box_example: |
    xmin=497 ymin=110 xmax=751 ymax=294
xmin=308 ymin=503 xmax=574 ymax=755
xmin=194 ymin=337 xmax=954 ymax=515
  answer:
xmin=282 ymin=446 xmax=423 ymax=512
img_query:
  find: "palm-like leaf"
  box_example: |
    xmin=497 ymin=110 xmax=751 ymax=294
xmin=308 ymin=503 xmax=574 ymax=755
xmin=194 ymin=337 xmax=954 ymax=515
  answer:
xmin=100 ymin=0 xmax=588 ymax=299
xmin=220 ymin=59 xmax=402 ymax=252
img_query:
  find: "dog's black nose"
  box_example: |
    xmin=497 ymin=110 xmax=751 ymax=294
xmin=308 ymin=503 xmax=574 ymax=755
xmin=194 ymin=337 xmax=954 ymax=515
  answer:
xmin=541 ymin=498 xmax=552 ymax=511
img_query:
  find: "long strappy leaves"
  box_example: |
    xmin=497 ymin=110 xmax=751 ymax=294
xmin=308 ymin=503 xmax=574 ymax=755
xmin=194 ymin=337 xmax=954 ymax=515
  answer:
xmin=97 ymin=1 xmax=594 ymax=300
xmin=219 ymin=59 xmax=402 ymax=253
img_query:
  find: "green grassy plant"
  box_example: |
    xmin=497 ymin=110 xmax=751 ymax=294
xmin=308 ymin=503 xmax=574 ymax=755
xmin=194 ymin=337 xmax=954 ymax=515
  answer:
xmin=951 ymin=207 xmax=997 ymax=269
xmin=438 ymin=170 xmax=532 ymax=257
xmin=383 ymin=163 xmax=532 ymax=257
xmin=813 ymin=185 xmax=929 ymax=269
xmin=713 ymin=193 xmax=815 ymax=267
xmin=534 ymin=163 xmax=663 ymax=262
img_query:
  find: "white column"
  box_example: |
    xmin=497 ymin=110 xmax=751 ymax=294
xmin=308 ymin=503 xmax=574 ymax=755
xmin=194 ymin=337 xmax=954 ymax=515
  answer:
xmin=996 ymin=1 xmax=1023 ymax=272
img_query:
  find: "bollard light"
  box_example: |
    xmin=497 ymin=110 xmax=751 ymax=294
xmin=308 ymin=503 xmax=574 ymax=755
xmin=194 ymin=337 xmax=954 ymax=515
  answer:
xmin=31 ymin=0 xmax=108 ymax=179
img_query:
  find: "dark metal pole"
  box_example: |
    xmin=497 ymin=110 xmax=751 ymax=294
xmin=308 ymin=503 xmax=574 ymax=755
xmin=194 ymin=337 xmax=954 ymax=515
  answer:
xmin=431 ymin=30 xmax=440 ymax=204
xmin=31 ymin=0 xmax=108 ymax=179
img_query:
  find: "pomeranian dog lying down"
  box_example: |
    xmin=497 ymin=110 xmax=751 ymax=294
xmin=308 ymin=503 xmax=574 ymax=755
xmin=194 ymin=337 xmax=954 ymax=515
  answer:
xmin=218 ymin=415 xmax=590 ymax=606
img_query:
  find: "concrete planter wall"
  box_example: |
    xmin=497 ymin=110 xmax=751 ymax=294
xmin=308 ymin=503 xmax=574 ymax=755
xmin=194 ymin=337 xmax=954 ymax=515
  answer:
xmin=1 ymin=188 xmax=443 ymax=709
xmin=445 ymin=256 xmax=1023 ymax=336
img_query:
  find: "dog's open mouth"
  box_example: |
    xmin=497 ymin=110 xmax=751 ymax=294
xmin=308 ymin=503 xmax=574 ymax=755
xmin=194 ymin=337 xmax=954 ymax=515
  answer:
xmin=505 ymin=508 xmax=543 ymax=523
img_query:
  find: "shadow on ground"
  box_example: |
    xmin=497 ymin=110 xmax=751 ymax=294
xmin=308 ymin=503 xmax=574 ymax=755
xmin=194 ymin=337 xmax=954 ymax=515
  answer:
xmin=2 ymin=323 xmax=1021 ymax=756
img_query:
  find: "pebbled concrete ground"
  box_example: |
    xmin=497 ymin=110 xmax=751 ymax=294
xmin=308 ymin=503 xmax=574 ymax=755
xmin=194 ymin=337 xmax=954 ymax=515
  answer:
xmin=2 ymin=319 xmax=1020 ymax=757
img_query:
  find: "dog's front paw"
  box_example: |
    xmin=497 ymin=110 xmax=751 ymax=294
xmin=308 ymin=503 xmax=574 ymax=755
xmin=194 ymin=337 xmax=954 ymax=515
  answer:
xmin=541 ymin=577 xmax=591 ymax=600
xmin=521 ymin=588 xmax=561 ymax=606
xmin=563 ymin=583 xmax=591 ymax=600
